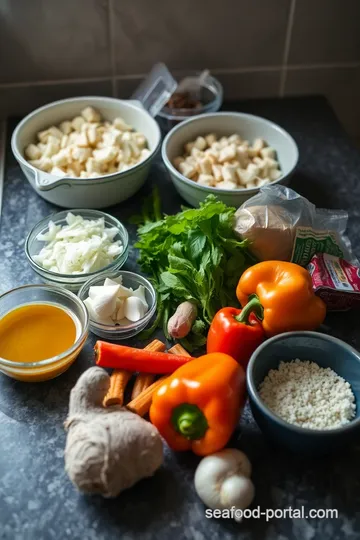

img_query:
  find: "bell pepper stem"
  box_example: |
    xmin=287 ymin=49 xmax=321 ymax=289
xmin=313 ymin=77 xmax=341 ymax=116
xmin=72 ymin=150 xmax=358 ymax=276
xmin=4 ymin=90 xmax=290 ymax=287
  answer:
xmin=171 ymin=404 xmax=208 ymax=440
xmin=235 ymin=294 xmax=264 ymax=324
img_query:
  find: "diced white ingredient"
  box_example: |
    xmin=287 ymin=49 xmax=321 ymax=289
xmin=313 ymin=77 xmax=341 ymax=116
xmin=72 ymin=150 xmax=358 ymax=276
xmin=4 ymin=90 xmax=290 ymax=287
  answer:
xmin=59 ymin=121 xmax=72 ymax=135
xmin=25 ymin=144 xmax=41 ymax=160
xmin=197 ymin=174 xmax=215 ymax=187
xmin=93 ymin=147 xmax=117 ymax=164
xmin=81 ymin=106 xmax=101 ymax=123
xmin=71 ymin=116 xmax=85 ymax=132
xmin=218 ymin=144 xmax=237 ymax=164
xmin=50 ymin=166 xmax=67 ymax=178
xmin=124 ymin=296 xmax=146 ymax=322
xmin=194 ymin=136 xmax=207 ymax=150
xmin=113 ymin=117 xmax=133 ymax=131
xmin=33 ymin=213 xmax=123 ymax=275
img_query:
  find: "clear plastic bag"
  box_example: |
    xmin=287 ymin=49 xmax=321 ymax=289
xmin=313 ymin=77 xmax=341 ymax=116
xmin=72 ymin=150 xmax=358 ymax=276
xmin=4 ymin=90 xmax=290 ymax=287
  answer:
xmin=234 ymin=185 xmax=357 ymax=266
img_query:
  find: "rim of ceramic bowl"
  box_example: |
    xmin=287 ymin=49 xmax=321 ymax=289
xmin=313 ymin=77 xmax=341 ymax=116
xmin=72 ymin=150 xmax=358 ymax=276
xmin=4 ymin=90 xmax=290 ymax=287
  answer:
xmin=25 ymin=209 xmax=129 ymax=280
xmin=247 ymin=331 xmax=360 ymax=436
xmin=158 ymin=75 xmax=223 ymax=120
xmin=78 ymin=270 xmax=157 ymax=333
xmin=0 ymin=284 xmax=89 ymax=369
xmin=162 ymin=111 xmax=299 ymax=194
xmin=11 ymin=96 xmax=161 ymax=184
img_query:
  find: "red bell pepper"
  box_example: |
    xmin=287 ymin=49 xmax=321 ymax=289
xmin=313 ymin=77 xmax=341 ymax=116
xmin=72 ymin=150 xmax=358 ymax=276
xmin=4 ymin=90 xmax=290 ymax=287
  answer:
xmin=206 ymin=295 xmax=265 ymax=369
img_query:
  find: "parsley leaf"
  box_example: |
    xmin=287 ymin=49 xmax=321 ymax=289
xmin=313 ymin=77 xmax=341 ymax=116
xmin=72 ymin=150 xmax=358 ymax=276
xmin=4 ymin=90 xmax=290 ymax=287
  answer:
xmin=134 ymin=193 xmax=254 ymax=348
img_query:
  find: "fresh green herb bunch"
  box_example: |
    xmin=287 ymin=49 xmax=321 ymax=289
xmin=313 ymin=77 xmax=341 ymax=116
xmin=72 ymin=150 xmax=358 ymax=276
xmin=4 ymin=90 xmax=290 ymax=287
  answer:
xmin=133 ymin=190 xmax=254 ymax=349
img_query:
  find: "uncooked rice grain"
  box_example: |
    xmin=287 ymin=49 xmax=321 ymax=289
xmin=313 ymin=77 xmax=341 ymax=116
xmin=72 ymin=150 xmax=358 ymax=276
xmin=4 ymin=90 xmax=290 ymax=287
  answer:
xmin=259 ymin=359 xmax=356 ymax=430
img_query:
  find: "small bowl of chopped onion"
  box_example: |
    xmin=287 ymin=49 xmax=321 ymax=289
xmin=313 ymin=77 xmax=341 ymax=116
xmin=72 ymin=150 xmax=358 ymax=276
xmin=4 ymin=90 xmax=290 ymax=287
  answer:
xmin=247 ymin=331 xmax=360 ymax=454
xmin=78 ymin=270 xmax=157 ymax=340
xmin=25 ymin=209 xmax=129 ymax=292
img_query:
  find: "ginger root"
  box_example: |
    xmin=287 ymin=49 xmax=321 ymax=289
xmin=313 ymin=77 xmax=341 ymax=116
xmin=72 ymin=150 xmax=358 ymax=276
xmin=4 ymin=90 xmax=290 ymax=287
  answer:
xmin=64 ymin=366 xmax=163 ymax=497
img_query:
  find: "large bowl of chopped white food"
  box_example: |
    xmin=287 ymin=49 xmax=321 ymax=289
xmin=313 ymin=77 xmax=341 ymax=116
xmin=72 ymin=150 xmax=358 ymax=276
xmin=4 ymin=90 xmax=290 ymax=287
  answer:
xmin=11 ymin=97 xmax=161 ymax=209
xmin=25 ymin=210 xmax=129 ymax=292
xmin=162 ymin=112 xmax=298 ymax=207
xmin=247 ymin=331 xmax=360 ymax=454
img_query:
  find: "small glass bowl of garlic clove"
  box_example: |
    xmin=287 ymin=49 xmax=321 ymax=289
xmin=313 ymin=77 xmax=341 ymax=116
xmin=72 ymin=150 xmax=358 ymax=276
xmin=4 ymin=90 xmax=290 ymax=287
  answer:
xmin=78 ymin=270 xmax=157 ymax=340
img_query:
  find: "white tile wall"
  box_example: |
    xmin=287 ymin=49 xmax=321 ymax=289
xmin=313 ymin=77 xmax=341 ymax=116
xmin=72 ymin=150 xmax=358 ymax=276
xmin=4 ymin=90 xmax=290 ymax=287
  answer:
xmin=0 ymin=0 xmax=360 ymax=137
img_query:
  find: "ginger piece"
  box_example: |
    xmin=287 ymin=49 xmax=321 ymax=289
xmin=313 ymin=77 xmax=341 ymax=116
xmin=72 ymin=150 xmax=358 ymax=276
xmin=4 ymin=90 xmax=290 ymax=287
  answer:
xmin=64 ymin=367 xmax=163 ymax=497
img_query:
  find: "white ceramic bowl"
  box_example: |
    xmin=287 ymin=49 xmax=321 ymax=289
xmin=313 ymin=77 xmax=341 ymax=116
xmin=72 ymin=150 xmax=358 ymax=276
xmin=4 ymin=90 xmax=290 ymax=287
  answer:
xmin=162 ymin=112 xmax=299 ymax=207
xmin=11 ymin=96 xmax=161 ymax=209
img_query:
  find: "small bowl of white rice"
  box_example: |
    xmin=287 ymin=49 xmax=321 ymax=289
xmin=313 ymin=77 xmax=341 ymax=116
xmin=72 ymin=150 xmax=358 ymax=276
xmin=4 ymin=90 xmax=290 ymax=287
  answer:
xmin=247 ymin=331 xmax=360 ymax=454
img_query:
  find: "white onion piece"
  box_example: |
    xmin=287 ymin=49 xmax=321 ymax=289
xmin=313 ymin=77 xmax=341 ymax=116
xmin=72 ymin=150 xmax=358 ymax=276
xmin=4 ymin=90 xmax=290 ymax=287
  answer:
xmin=33 ymin=213 xmax=123 ymax=274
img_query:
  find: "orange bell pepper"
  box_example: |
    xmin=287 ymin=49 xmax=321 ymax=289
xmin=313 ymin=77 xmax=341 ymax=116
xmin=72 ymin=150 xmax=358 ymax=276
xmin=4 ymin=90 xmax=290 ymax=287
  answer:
xmin=236 ymin=260 xmax=326 ymax=337
xmin=149 ymin=353 xmax=246 ymax=456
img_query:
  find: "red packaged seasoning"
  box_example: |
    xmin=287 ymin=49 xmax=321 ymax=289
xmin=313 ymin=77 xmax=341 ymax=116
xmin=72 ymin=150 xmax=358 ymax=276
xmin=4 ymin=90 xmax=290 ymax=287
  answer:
xmin=308 ymin=253 xmax=360 ymax=311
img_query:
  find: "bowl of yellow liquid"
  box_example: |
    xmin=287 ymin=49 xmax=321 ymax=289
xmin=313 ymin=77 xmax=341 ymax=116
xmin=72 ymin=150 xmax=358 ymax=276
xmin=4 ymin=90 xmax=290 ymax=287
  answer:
xmin=0 ymin=284 xmax=89 ymax=381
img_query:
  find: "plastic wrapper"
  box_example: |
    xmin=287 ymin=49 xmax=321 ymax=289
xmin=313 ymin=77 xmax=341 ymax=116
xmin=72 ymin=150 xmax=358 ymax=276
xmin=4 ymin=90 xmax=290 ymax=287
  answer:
xmin=234 ymin=185 xmax=357 ymax=266
xmin=308 ymin=253 xmax=360 ymax=311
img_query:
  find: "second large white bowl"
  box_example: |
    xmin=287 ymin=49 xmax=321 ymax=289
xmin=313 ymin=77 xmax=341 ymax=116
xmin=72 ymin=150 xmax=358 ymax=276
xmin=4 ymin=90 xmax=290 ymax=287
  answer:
xmin=162 ymin=112 xmax=299 ymax=207
xmin=11 ymin=96 xmax=161 ymax=209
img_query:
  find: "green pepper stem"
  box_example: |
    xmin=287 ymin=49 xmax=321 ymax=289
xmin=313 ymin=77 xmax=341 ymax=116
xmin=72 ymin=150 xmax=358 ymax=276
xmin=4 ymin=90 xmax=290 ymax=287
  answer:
xmin=235 ymin=294 xmax=264 ymax=324
xmin=171 ymin=404 xmax=208 ymax=440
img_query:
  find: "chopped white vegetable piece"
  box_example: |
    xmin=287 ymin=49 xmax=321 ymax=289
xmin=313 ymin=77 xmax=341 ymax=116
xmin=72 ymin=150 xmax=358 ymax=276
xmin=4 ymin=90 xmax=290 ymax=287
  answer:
xmin=132 ymin=285 xmax=148 ymax=309
xmin=115 ymin=298 xmax=126 ymax=321
xmin=104 ymin=277 xmax=122 ymax=287
xmin=84 ymin=298 xmax=114 ymax=326
xmin=124 ymin=296 xmax=146 ymax=322
xmin=33 ymin=213 xmax=123 ymax=275
xmin=91 ymin=285 xmax=120 ymax=318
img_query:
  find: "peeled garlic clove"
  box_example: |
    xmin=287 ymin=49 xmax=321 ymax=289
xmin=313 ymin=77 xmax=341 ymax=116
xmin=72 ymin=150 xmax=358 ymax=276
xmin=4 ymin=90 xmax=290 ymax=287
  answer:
xmin=116 ymin=317 xmax=132 ymax=326
xmin=104 ymin=277 xmax=122 ymax=287
xmin=88 ymin=285 xmax=107 ymax=300
xmin=91 ymin=285 xmax=120 ymax=318
xmin=124 ymin=296 xmax=146 ymax=322
xmin=116 ymin=298 xmax=125 ymax=321
xmin=84 ymin=298 xmax=115 ymax=326
xmin=132 ymin=285 xmax=149 ymax=310
xmin=117 ymin=285 xmax=133 ymax=299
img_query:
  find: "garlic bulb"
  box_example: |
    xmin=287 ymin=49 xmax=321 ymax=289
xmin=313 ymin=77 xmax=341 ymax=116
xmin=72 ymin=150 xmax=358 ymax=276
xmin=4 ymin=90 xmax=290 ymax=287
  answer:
xmin=194 ymin=449 xmax=255 ymax=516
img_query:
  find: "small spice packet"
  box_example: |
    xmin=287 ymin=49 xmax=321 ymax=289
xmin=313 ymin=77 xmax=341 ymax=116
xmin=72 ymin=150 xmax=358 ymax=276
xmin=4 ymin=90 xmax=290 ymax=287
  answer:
xmin=307 ymin=253 xmax=360 ymax=311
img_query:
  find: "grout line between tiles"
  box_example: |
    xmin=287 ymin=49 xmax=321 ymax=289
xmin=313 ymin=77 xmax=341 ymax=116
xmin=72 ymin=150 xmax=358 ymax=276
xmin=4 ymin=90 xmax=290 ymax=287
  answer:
xmin=0 ymin=77 xmax=112 ymax=89
xmin=0 ymin=62 xmax=359 ymax=91
xmin=280 ymin=0 xmax=296 ymax=97
xmin=0 ymin=121 xmax=6 ymax=221
xmin=107 ymin=0 xmax=117 ymax=97
xmin=286 ymin=62 xmax=360 ymax=71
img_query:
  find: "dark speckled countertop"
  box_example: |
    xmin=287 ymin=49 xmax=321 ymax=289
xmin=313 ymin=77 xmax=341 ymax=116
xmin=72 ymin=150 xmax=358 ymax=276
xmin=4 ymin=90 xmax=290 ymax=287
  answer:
xmin=1 ymin=97 xmax=360 ymax=540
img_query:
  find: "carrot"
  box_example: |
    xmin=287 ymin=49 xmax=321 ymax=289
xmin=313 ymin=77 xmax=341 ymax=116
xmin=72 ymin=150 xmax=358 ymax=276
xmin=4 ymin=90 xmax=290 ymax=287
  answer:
xmin=126 ymin=343 xmax=192 ymax=417
xmin=131 ymin=340 xmax=166 ymax=400
xmin=127 ymin=376 xmax=168 ymax=417
xmin=95 ymin=341 xmax=192 ymax=373
xmin=168 ymin=343 xmax=192 ymax=357
xmin=103 ymin=369 xmax=131 ymax=407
